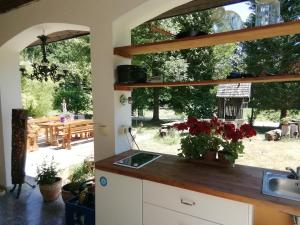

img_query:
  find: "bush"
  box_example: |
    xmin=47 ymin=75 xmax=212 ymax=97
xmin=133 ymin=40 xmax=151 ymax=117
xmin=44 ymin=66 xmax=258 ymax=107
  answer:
xmin=21 ymin=77 xmax=56 ymax=117
xmin=69 ymin=160 xmax=94 ymax=185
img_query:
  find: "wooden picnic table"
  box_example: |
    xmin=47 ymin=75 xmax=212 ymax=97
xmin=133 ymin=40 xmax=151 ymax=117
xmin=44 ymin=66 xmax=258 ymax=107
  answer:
xmin=39 ymin=119 xmax=93 ymax=146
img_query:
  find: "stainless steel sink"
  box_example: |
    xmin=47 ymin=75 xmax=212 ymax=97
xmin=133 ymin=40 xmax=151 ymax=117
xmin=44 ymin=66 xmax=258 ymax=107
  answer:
xmin=262 ymin=171 xmax=300 ymax=202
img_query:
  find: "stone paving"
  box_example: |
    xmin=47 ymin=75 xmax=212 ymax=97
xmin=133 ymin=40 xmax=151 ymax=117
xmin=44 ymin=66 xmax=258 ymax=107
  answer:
xmin=26 ymin=137 xmax=94 ymax=180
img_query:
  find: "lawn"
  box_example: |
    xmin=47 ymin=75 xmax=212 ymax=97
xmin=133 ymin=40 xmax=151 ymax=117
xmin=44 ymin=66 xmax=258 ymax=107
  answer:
xmin=133 ymin=109 xmax=300 ymax=171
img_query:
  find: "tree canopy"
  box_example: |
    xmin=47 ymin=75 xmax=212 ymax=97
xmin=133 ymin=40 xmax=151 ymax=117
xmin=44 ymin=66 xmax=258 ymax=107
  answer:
xmin=21 ymin=36 xmax=92 ymax=116
xmin=243 ymin=0 xmax=300 ymax=119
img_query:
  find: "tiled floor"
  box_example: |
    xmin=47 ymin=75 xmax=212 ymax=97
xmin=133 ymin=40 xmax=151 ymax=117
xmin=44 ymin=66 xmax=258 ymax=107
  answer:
xmin=0 ymin=177 xmax=65 ymax=225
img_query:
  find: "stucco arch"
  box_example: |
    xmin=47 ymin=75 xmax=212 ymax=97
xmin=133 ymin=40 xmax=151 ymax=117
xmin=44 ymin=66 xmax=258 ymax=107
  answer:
xmin=113 ymin=0 xmax=193 ymax=46
xmin=0 ymin=0 xmax=194 ymax=187
xmin=0 ymin=23 xmax=90 ymax=186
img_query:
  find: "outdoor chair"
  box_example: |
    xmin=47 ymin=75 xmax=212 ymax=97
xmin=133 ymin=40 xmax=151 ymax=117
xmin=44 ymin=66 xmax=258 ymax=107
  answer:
xmin=26 ymin=123 xmax=40 ymax=152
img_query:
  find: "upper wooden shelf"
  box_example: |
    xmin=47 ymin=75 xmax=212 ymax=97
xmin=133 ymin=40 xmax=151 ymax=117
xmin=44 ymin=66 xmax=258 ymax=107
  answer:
xmin=114 ymin=74 xmax=300 ymax=90
xmin=114 ymin=21 xmax=300 ymax=58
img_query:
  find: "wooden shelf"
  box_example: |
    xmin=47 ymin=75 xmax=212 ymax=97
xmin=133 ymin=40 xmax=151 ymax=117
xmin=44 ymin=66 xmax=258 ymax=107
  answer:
xmin=114 ymin=21 xmax=300 ymax=58
xmin=114 ymin=75 xmax=300 ymax=90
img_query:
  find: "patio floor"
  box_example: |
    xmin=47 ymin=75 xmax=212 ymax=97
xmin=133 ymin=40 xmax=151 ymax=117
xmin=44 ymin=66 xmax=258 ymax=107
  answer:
xmin=0 ymin=177 xmax=65 ymax=225
xmin=26 ymin=137 xmax=94 ymax=180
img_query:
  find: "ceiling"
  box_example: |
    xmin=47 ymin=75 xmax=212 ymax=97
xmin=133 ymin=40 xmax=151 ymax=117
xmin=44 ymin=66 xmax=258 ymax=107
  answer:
xmin=0 ymin=0 xmax=36 ymax=14
xmin=28 ymin=30 xmax=90 ymax=47
xmin=152 ymin=0 xmax=250 ymax=21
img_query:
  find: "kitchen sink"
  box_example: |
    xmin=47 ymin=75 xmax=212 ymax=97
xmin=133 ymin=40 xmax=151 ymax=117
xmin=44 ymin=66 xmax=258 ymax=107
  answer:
xmin=114 ymin=152 xmax=162 ymax=169
xmin=262 ymin=171 xmax=300 ymax=202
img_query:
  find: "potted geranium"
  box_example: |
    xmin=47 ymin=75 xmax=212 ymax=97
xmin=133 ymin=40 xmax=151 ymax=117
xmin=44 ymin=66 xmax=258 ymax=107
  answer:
xmin=36 ymin=158 xmax=62 ymax=202
xmin=173 ymin=117 xmax=256 ymax=165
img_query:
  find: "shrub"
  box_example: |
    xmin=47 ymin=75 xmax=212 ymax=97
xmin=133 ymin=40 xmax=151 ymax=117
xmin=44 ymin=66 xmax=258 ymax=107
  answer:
xmin=21 ymin=77 xmax=56 ymax=117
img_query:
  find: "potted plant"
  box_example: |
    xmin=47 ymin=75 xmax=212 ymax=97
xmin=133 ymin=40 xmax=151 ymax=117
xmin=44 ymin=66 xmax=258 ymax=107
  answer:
xmin=173 ymin=117 xmax=256 ymax=165
xmin=36 ymin=158 xmax=62 ymax=202
xmin=62 ymin=159 xmax=94 ymax=202
xmin=219 ymin=123 xmax=257 ymax=165
xmin=174 ymin=117 xmax=224 ymax=161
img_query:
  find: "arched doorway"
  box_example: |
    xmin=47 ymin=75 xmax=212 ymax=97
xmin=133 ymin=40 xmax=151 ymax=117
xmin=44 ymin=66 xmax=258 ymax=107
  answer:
xmin=0 ymin=23 xmax=90 ymax=186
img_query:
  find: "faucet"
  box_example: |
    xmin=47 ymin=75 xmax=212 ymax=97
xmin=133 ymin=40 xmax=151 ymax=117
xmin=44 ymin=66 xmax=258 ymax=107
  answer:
xmin=286 ymin=167 xmax=300 ymax=180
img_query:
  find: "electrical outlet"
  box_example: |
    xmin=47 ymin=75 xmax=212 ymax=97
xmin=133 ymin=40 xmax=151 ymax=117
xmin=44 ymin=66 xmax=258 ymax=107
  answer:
xmin=119 ymin=126 xmax=128 ymax=135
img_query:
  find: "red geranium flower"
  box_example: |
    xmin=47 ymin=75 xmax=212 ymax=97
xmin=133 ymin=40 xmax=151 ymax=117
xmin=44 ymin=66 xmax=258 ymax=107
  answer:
xmin=173 ymin=123 xmax=188 ymax=131
xmin=240 ymin=124 xmax=257 ymax=138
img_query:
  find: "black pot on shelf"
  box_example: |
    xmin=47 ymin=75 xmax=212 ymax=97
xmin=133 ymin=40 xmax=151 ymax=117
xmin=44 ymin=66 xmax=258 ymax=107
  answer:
xmin=117 ymin=65 xmax=147 ymax=84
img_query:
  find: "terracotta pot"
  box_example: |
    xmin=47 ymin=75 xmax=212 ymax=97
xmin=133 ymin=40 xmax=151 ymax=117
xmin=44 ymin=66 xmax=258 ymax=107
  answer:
xmin=218 ymin=152 xmax=232 ymax=166
xmin=39 ymin=177 xmax=62 ymax=202
xmin=202 ymin=151 xmax=217 ymax=161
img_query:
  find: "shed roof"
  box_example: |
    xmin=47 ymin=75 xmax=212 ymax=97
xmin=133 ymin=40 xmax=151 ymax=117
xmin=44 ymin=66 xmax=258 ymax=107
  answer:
xmin=217 ymin=83 xmax=251 ymax=98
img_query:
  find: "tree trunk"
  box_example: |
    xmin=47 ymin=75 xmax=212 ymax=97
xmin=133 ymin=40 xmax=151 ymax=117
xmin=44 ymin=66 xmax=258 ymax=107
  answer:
xmin=152 ymin=88 xmax=160 ymax=121
xmin=138 ymin=109 xmax=144 ymax=117
xmin=280 ymin=109 xmax=288 ymax=120
xmin=250 ymin=108 xmax=255 ymax=126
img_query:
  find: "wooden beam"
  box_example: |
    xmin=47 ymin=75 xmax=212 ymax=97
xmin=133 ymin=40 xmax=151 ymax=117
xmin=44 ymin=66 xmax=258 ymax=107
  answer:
xmin=114 ymin=75 xmax=300 ymax=90
xmin=114 ymin=21 xmax=300 ymax=58
xmin=150 ymin=25 xmax=174 ymax=37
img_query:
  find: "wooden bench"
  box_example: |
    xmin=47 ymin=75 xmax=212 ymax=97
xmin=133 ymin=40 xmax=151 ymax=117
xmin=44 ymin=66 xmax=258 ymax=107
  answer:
xmin=58 ymin=120 xmax=93 ymax=149
xmin=27 ymin=123 xmax=40 ymax=152
xmin=27 ymin=116 xmax=61 ymax=150
xmin=28 ymin=116 xmax=60 ymax=125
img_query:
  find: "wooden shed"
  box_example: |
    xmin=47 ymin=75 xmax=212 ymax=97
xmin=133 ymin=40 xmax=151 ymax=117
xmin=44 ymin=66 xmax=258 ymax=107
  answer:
xmin=217 ymin=83 xmax=251 ymax=120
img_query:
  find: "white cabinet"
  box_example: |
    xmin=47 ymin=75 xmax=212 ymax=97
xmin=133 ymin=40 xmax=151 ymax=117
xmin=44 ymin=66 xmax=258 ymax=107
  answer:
xmin=143 ymin=203 xmax=219 ymax=225
xmin=95 ymin=170 xmax=142 ymax=225
xmin=143 ymin=180 xmax=253 ymax=225
xmin=95 ymin=170 xmax=253 ymax=225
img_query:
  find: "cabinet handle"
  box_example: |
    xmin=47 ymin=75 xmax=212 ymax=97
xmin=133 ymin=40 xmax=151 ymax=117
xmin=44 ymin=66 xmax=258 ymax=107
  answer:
xmin=180 ymin=198 xmax=195 ymax=206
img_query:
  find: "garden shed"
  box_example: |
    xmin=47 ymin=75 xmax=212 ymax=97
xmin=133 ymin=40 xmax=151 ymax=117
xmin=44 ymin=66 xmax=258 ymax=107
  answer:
xmin=217 ymin=83 xmax=251 ymax=120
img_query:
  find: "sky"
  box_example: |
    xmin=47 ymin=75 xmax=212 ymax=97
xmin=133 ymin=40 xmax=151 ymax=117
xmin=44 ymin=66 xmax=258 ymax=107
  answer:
xmin=224 ymin=2 xmax=254 ymax=22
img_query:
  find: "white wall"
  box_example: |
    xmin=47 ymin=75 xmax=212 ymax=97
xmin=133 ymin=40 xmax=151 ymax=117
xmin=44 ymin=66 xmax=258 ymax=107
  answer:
xmin=0 ymin=89 xmax=5 ymax=185
xmin=0 ymin=0 xmax=193 ymax=186
xmin=0 ymin=47 xmax=23 ymax=185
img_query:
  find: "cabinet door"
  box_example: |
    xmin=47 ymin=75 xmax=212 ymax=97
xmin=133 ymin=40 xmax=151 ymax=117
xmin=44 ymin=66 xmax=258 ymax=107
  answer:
xmin=96 ymin=170 xmax=142 ymax=225
xmin=143 ymin=203 xmax=218 ymax=225
xmin=143 ymin=180 xmax=253 ymax=225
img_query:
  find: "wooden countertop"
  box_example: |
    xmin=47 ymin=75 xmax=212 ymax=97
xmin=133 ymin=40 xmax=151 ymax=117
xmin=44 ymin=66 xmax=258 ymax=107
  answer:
xmin=95 ymin=150 xmax=300 ymax=216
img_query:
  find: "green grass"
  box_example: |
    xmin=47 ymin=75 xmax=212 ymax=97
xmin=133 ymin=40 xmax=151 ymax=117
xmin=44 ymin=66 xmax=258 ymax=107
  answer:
xmin=133 ymin=109 xmax=300 ymax=171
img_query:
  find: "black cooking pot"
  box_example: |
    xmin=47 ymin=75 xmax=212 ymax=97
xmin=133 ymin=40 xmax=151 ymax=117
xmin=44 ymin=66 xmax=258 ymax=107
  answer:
xmin=117 ymin=65 xmax=147 ymax=84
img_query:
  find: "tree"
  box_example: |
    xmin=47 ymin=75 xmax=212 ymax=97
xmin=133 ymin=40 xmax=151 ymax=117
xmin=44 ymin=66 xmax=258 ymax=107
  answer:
xmin=131 ymin=11 xmax=218 ymax=120
xmin=21 ymin=36 xmax=92 ymax=115
xmin=167 ymin=11 xmax=217 ymax=119
xmin=54 ymin=73 xmax=92 ymax=114
xmin=21 ymin=77 xmax=56 ymax=117
xmin=132 ymin=23 xmax=174 ymax=121
xmin=243 ymin=0 xmax=300 ymax=120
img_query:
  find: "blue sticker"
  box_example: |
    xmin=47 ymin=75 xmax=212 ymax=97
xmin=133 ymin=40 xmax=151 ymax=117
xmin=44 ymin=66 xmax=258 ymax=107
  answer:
xmin=99 ymin=176 xmax=108 ymax=187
